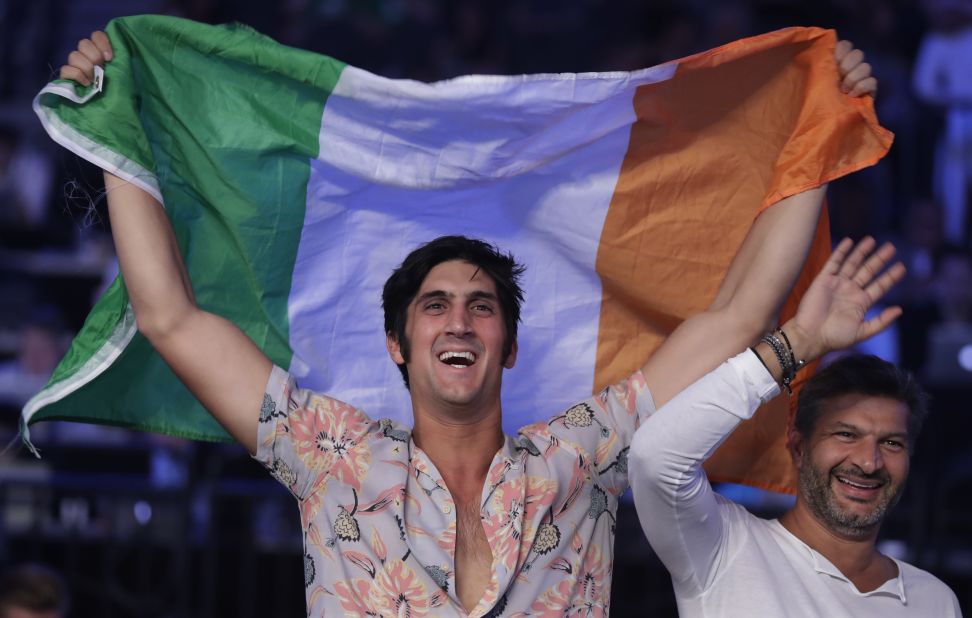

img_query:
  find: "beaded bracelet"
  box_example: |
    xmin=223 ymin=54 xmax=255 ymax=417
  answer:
xmin=775 ymin=327 xmax=807 ymax=394
xmin=760 ymin=331 xmax=793 ymax=392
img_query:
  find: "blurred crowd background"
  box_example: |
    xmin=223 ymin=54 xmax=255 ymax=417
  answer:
xmin=0 ymin=0 xmax=970 ymax=615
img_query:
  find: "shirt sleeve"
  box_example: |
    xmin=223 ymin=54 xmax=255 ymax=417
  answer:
xmin=542 ymin=369 xmax=656 ymax=496
xmin=629 ymin=350 xmax=779 ymax=595
xmin=252 ymin=364 xmax=373 ymax=501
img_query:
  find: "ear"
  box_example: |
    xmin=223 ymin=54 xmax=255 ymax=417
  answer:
xmin=386 ymin=332 xmax=405 ymax=365
xmin=503 ymin=339 xmax=518 ymax=369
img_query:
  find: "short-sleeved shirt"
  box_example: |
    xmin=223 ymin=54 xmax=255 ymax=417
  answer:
xmin=255 ymin=365 xmax=654 ymax=616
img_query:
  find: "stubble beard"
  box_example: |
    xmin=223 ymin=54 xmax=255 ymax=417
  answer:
xmin=798 ymin=451 xmax=904 ymax=540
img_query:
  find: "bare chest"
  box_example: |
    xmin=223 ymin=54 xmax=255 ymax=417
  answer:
xmin=455 ymin=500 xmax=493 ymax=613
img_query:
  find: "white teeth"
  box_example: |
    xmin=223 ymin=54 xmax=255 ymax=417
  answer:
xmin=837 ymin=476 xmax=879 ymax=489
xmin=438 ymin=351 xmax=476 ymax=366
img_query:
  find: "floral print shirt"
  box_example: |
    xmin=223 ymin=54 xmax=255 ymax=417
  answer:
xmin=255 ymin=365 xmax=654 ymax=617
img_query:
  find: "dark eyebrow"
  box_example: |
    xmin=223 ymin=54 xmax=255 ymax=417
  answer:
xmin=832 ymin=421 xmax=909 ymax=441
xmin=833 ymin=421 xmax=860 ymax=432
xmin=467 ymin=290 xmax=498 ymax=303
xmin=882 ymin=431 xmax=910 ymax=442
xmin=414 ymin=290 xmax=497 ymax=303
xmin=416 ymin=290 xmax=452 ymax=304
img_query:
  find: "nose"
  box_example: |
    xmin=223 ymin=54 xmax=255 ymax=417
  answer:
xmin=446 ymin=304 xmax=473 ymax=337
xmin=852 ymin=439 xmax=884 ymax=475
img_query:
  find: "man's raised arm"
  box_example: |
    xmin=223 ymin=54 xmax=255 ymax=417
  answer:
xmin=640 ymin=40 xmax=877 ymax=409
xmin=64 ymin=34 xmax=271 ymax=454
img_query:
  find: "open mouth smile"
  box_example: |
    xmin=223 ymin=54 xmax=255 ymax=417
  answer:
xmin=835 ymin=475 xmax=884 ymax=490
xmin=832 ymin=473 xmax=889 ymax=502
xmin=438 ymin=351 xmax=477 ymax=368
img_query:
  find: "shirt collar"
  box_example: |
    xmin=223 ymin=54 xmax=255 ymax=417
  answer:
xmin=773 ymin=520 xmax=907 ymax=603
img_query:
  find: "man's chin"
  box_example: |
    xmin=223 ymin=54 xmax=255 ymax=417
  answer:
xmin=434 ymin=386 xmax=484 ymax=409
xmin=822 ymin=493 xmax=889 ymax=535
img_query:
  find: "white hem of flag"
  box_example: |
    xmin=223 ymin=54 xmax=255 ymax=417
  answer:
xmin=23 ymin=87 xmax=160 ymax=455
xmin=20 ymin=306 xmax=138 ymax=456
xmin=32 ymin=85 xmax=163 ymax=201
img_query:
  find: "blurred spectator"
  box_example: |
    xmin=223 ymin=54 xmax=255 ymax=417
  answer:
xmin=924 ymin=245 xmax=972 ymax=385
xmin=382 ymin=0 xmax=446 ymax=79
xmin=828 ymin=172 xmax=887 ymax=240
xmin=0 ymin=1 xmax=56 ymax=99
xmin=894 ymin=197 xmax=946 ymax=304
xmin=0 ymin=124 xmax=54 ymax=244
xmin=854 ymin=0 xmax=925 ymax=226
xmin=0 ymin=564 xmax=69 ymax=618
xmin=149 ymin=434 xmax=192 ymax=489
xmin=702 ymin=1 xmax=757 ymax=49
xmin=934 ymin=244 xmax=972 ymax=326
xmin=897 ymin=244 xmax=972 ymax=377
xmin=0 ymin=307 xmax=69 ymax=409
xmin=913 ymin=0 xmax=972 ymax=245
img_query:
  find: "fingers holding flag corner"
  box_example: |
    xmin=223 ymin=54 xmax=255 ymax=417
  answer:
xmin=59 ymin=30 xmax=112 ymax=86
xmin=834 ymin=39 xmax=877 ymax=97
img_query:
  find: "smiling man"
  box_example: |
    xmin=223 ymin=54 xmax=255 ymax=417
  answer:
xmin=630 ymin=239 xmax=962 ymax=617
xmin=385 ymin=254 xmax=517 ymax=416
xmin=257 ymin=234 xmax=659 ymax=614
xmin=784 ymin=358 xmax=919 ymax=545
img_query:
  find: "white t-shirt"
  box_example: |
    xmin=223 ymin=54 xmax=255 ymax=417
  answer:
xmin=629 ymin=351 xmax=962 ymax=617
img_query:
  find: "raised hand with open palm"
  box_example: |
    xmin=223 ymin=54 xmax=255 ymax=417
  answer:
xmin=784 ymin=237 xmax=906 ymax=364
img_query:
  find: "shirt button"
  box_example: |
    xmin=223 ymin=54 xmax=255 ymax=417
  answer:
xmin=442 ymin=504 xmax=452 ymax=514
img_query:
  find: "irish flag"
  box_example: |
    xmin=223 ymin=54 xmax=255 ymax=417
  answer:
xmin=27 ymin=15 xmax=890 ymax=492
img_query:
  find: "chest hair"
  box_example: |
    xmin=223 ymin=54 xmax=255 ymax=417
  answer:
xmin=455 ymin=498 xmax=493 ymax=611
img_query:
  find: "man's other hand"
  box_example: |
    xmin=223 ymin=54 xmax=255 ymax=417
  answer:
xmin=59 ymin=31 xmax=113 ymax=86
xmin=835 ymin=39 xmax=878 ymax=97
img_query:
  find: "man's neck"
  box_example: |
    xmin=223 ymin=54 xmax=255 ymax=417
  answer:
xmin=411 ymin=407 xmax=505 ymax=503
xmin=779 ymin=502 xmax=897 ymax=593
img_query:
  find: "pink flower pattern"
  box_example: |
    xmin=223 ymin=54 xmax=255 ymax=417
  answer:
xmin=481 ymin=475 xmax=559 ymax=576
xmin=530 ymin=543 xmax=611 ymax=617
xmin=256 ymin=365 xmax=652 ymax=616
xmin=287 ymin=394 xmax=372 ymax=492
